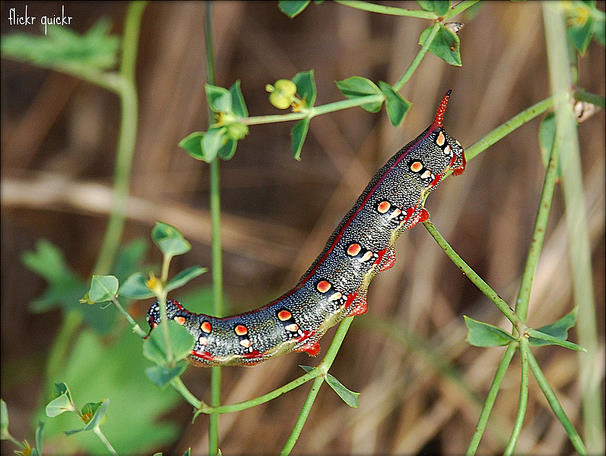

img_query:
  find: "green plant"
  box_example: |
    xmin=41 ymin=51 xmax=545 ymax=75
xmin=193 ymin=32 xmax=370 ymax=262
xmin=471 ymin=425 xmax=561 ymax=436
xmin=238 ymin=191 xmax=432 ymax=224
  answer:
xmin=1 ymin=1 xmax=603 ymax=454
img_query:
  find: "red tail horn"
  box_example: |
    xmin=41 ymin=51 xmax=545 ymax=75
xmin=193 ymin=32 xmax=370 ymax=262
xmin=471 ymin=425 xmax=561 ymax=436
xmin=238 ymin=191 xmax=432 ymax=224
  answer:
xmin=433 ymin=89 xmax=452 ymax=128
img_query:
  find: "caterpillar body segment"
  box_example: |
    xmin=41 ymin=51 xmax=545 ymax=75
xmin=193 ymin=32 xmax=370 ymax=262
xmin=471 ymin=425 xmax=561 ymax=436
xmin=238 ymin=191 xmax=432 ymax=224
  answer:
xmin=146 ymin=90 xmax=466 ymax=367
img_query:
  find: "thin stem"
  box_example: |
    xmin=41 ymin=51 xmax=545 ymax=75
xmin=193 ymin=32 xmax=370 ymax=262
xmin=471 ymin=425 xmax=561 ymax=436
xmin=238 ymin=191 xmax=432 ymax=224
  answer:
xmin=394 ymin=22 xmax=440 ymax=91
xmin=171 ymin=377 xmax=203 ymax=409
xmin=280 ymin=375 xmax=325 ymax=456
xmin=93 ymin=1 xmax=146 ymax=275
xmin=93 ymin=427 xmax=119 ymax=456
xmin=443 ymin=0 xmax=481 ymax=20
xmin=334 ymin=0 xmax=436 ymax=18
xmin=527 ymin=349 xmax=587 ymax=455
xmin=544 ymin=3 xmax=602 ymax=453
xmin=514 ymin=115 xmax=561 ymax=322
xmin=423 ymin=221 xmax=521 ymax=327
xmin=466 ymin=343 xmax=517 ymax=456
xmin=464 ymin=96 xmax=554 ymax=163
xmin=157 ymin=292 xmax=174 ymax=365
xmin=573 ymin=89 xmax=606 ymax=109
xmin=110 ymin=297 xmax=146 ymax=337
xmin=504 ymin=338 xmax=529 ymax=455
xmin=205 ymin=3 xmax=223 ymax=455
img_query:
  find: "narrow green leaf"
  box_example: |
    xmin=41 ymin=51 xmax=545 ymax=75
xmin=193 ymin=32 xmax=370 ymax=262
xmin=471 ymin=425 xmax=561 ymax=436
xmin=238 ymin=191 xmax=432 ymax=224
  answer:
xmin=378 ymin=81 xmax=412 ymax=126
xmin=567 ymin=9 xmax=594 ymax=55
xmin=291 ymin=117 xmax=311 ymax=160
xmin=279 ymin=0 xmax=311 ymax=18
xmin=418 ymin=24 xmax=462 ymax=66
xmin=417 ymin=0 xmax=435 ymax=11
xmin=299 ymin=365 xmax=315 ymax=374
xmin=34 ymin=422 xmax=44 ymax=454
xmin=145 ymin=361 xmax=188 ymax=388
xmin=165 ymin=266 xmax=207 ymax=292
xmin=152 ymin=222 xmax=191 ymax=258
xmin=1 ymin=399 xmax=9 ymax=438
xmin=325 ymin=373 xmax=360 ymax=408
xmin=528 ymin=330 xmax=585 ymax=352
xmin=292 ymin=70 xmax=317 ymax=107
xmin=591 ymin=11 xmax=605 ymax=45
xmin=417 ymin=0 xmax=449 ymax=15
xmin=530 ymin=307 xmax=578 ymax=346
xmin=183 ymin=449 xmax=192 ymax=456
xmin=205 ymin=84 xmax=231 ymax=113
xmin=88 ymin=275 xmax=119 ymax=303
xmin=52 ymin=382 xmax=72 ymax=402
xmin=119 ymin=272 xmax=154 ymax=299
xmin=335 ymin=76 xmax=383 ymax=113
xmin=464 ymin=315 xmax=517 ymax=347
xmin=179 ymin=131 xmax=205 ymax=161
xmin=229 ymin=80 xmax=248 ymax=117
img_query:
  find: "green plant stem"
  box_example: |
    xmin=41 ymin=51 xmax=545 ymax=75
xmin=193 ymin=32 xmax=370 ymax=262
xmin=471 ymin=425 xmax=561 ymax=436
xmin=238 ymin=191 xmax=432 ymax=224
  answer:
xmin=573 ymin=88 xmax=606 ymax=108
xmin=423 ymin=221 xmax=521 ymax=327
xmin=205 ymin=3 xmax=223 ymax=455
xmin=514 ymin=116 xmax=561 ymax=322
xmin=157 ymin=292 xmax=174 ymax=365
xmin=171 ymin=377 xmax=203 ymax=409
xmin=111 ymin=297 xmax=146 ymax=337
xmin=280 ymin=375 xmax=325 ymax=456
xmin=443 ymin=0 xmax=481 ymax=20
xmin=504 ymin=338 xmax=529 ymax=455
xmin=466 ymin=343 xmax=517 ymax=456
xmin=394 ymin=22 xmax=440 ymax=91
xmin=93 ymin=427 xmax=119 ymax=456
xmin=464 ymin=96 xmax=554 ymax=163
xmin=527 ymin=348 xmax=587 ymax=455
xmin=543 ymin=4 xmax=602 ymax=453
xmin=94 ymin=1 xmax=146 ymax=275
xmin=334 ymin=0 xmax=436 ymax=18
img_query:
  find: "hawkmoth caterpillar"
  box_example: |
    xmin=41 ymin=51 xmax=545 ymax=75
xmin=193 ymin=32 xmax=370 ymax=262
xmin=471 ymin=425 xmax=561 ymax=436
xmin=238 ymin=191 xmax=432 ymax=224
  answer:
xmin=146 ymin=90 xmax=466 ymax=367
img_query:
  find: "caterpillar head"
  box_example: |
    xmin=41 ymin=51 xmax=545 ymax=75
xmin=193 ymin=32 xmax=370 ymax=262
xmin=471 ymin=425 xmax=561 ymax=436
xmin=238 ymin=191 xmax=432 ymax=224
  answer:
xmin=145 ymin=299 xmax=184 ymax=337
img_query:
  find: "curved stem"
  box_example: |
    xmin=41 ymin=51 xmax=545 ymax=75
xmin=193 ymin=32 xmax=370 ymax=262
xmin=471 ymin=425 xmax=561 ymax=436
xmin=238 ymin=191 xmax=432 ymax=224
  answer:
xmin=504 ymin=338 xmax=529 ymax=455
xmin=423 ymin=221 xmax=521 ymax=327
xmin=93 ymin=427 xmax=119 ymax=456
xmin=334 ymin=0 xmax=436 ymax=18
xmin=394 ymin=22 xmax=440 ymax=91
xmin=466 ymin=343 xmax=517 ymax=456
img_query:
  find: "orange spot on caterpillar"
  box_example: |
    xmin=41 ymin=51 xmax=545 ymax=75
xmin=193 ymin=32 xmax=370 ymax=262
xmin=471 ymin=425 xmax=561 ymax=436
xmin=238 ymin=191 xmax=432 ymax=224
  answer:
xmin=234 ymin=324 xmax=248 ymax=336
xmin=436 ymin=131 xmax=446 ymax=146
xmin=277 ymin=309 xmax=292 ymax=321
xmin=174 ymin=316 xmax=186 ymax=325
xmin=410 ymin=161 xmax=423 ymax=173
xmin=316 ymin=280 xmax=331 ymax=293
xmin=347 ymin=243 xmax=362 ymax=256
xmin=201 ymin=321 xmax=212 ymax=333
xmin=377 ymin=201 xmax=391 ymax=213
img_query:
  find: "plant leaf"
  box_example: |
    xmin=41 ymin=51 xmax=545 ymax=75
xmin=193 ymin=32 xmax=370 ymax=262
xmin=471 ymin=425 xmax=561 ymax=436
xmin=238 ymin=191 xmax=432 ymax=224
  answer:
xmin=378 ymin=81 xmax=412 ymax=126
xmin=325 ymin=373 xmax=360 ymax=408
xmin=538 ymin=112 xmax=563 ymax=179
xmin=152 ymin=222 xmax=191 ymax=258
xmin=83 ymin=399 xmax=109 ymax=431
xmin=279 ymin=0 xmax=311 ymax=18
xmin=335 ymin=76 xmax=383 ymax=113
xmin=464 ymin=316 xmax=517 ymax=347
xmin=34 ymin=421 xmax=44 ymax=454
xmin=165 ymin=266 xmax=207 ymax=292
xmin=45 ymin=393 xmax=75 ymax=418
xmin=528 ymin=329 xmax=585 ymax=352
xmin=529 ymin=307 xmax=580 ymax=347
xmin=205 ymin=84 xmax=231 ymax=113
xmin=145 ymin=361 xmax=188 ymax=388
xmin=291 ymin=117 xmax=311 ymax=160
xmin=143 ymin=320 xmax=195 ymax=364
xmin=417 ymin=0 xmax=449 ymax=15
xmin=229 ymin=80 xmax=248 ymax=117
xmin=1 ymin=399 xmax=9 ymax=439
xmin=179 ymin=131 xmax=205 ymax=161
xmin=87 ymin=275 xmax=119 ymax=303
xmin=1 ymin=19 xmax=119 ymax=70
xmin=418 ymin=24 xmax=462 ymax=66
xmin=217 ymin=138 xmax=238 ymax=160
xmin=119 ymin=272 xmax=154 ymax=299
xmin=293 ymin=70 xmax=317 ymax=107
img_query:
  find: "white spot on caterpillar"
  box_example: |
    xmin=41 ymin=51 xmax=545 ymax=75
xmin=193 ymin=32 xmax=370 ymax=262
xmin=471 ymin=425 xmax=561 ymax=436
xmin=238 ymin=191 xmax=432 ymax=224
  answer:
xmin=421 ymin=169 xmax=432 ymax=179
xmin=240 ymin=339 xmax=252 ymax=348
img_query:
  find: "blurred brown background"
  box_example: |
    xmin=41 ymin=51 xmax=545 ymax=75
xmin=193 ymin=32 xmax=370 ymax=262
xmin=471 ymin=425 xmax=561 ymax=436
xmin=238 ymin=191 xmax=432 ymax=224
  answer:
xmin=1 ymin=1 xmax=604 ymax=454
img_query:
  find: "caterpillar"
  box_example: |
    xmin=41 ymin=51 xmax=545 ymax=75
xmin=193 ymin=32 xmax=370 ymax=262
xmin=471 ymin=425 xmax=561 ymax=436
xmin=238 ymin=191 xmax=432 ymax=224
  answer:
xmin=146 ymin=90 xmax=466 ymax=367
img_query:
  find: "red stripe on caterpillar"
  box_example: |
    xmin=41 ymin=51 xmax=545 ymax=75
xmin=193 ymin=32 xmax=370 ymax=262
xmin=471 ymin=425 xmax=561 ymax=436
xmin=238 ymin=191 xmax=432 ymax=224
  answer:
xmin=146 ymin=90 xmax=466 ymax=367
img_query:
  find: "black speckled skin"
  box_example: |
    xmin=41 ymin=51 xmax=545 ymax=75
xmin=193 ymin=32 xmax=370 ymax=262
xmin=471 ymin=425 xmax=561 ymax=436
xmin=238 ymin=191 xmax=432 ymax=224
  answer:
xmin=146 ymin=91 xmax=466 ymax=367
